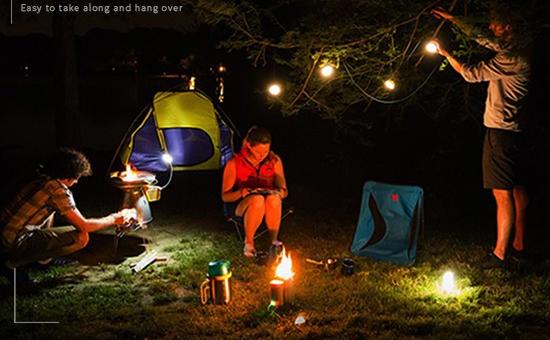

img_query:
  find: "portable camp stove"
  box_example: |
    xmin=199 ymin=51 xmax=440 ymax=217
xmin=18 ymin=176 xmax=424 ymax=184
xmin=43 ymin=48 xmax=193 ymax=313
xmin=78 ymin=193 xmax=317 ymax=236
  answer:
xmin=110 ymin=167 xmax=157 ymax=230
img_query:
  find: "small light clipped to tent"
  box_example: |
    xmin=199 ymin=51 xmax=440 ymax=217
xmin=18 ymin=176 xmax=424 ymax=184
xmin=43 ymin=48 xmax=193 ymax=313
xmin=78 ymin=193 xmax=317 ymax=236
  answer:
xmin=384 ymin=79 xmax=396 ymax=91
xmin=425 ymin=41 xmax=438 ymax=54
xmin=268 ymin=83 xmax=282 ymax=96
xmin=162 ymin=153 xmax=173 ymax=164
xmin=320 ymin=64 xmax=335 ymax=78
xmin=439 ymin=270 xmax=459 ymax=295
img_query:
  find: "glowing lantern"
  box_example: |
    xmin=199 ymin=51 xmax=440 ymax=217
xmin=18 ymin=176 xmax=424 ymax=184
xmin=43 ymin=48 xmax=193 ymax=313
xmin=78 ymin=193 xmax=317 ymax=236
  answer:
xmin=425 ymin=41 xmax=438 ymax=54
xmin=384 ymin=79 xmax=396 ymax=91
xmin=320 ymin=64 xmax=335 ymax=78
xmin=439 ymin=270 xmax=459 ymax=295
xmin=162 ymin=153 xmax=173 ymax=164
xmin=268 ymin=83 xmax=282 ymax=96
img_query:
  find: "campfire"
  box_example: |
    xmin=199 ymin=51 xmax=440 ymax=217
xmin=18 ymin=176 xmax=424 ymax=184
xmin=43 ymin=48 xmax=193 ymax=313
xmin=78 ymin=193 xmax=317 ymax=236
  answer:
xmin=110 ymin=163 xmax=159 ymax=228
xmin=270 ymin=247 xmax=295 ymax=307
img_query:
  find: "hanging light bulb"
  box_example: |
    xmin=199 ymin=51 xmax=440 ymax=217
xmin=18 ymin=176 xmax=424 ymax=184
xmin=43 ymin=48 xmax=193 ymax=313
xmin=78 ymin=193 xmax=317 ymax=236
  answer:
xmin=425 ymin=41 xmax=438 ymax=54
xmin=268 ymin=83 xmax=282 ymax=96
xmin=384 ymin=79 xmax=396 ymax=91
xmin=218 ymin=64 xmax=226 ymax=73
xmin=162 ymin=153 xmax=173 ymax=164
xmin=320 ymin=64 xmax=335 ymax=78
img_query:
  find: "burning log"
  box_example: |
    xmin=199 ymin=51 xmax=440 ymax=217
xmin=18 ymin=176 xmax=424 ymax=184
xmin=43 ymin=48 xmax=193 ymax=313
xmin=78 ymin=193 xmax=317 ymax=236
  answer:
xmin=269 ymin=247 xmax=295 ymax=307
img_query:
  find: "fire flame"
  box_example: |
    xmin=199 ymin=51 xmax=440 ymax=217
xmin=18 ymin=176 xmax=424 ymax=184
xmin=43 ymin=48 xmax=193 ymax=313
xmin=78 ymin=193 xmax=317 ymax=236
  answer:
xmin=121 ymin=163 xmax=139 ymax=181
xmin=275 ymin=247 xmax=294 ymax=280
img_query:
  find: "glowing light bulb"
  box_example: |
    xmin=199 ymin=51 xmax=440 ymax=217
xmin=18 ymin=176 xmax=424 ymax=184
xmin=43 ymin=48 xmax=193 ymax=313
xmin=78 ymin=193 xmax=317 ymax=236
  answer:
xmin=268 ymin=83 xmax=282 ymax=96
xmin=218 ymin=65 xmax=226 ymax=73
xmin=320 ymin=65 xmax=334 ymax=78
xmin=439 ymin=270 xmax=459 ymax=295
xmin=162 ymin=153 xmax=173 ymax=164
xmin=425 ymin=41 xmax=438 ymax=54
xmin=384 ymin=79 xmax=396 ymax=91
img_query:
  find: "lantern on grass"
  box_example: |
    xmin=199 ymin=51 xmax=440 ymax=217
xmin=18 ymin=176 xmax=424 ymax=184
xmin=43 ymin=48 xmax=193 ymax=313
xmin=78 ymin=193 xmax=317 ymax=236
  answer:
xmin=438 ymin=270 xmax=460 ymax=295
xmin=269 ymin=247 xmax=295 ymax=307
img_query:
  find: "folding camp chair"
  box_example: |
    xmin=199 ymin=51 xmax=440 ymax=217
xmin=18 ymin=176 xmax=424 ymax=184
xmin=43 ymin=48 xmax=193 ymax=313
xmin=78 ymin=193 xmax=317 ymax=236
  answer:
xmin=224 ymin=202 xmax=294 ymax=242
xmin=350 ymin=181 xmax=424 ymax=266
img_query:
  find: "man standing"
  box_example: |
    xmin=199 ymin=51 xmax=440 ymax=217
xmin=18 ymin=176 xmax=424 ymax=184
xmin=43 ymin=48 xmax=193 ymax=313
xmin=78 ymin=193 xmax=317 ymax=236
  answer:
xmin=0 ymin=148 xmax=136 ymax=279
xmin=432 ymin=6 xmax=531 ymax=269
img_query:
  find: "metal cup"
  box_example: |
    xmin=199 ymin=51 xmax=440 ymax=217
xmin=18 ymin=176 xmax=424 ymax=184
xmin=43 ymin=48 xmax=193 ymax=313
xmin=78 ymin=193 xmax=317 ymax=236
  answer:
xmin=341 ymin=258 xmax=355 ymax=276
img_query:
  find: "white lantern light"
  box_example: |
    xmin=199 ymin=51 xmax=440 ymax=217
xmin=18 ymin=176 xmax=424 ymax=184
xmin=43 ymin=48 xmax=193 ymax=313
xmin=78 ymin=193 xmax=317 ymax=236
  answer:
xmin=162 ymin=153 xmax=173 ymax=164
xmin=439 ymin=270 xmax=459 ymax=295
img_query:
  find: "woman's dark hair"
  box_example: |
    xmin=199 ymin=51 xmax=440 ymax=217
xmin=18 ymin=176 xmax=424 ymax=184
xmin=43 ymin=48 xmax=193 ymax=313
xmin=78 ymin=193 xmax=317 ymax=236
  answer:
xmin=42 ymin=147 xmax=92 ymax=180
xmin=245 ymin=126 xmax=272 ymax=146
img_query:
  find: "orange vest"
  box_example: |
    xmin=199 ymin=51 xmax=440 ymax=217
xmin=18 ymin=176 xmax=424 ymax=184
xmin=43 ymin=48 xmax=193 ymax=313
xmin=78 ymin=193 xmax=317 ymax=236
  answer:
xmin=234 ymin=150 xmax=277 ymax=190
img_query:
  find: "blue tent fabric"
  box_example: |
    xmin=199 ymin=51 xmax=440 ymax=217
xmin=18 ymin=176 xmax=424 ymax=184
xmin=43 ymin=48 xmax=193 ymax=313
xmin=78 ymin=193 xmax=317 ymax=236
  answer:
xmin=350 ymin=181 xmax=424 ymax=266
xmin=129 ymin=115 xmax=167 ymax=172
xmin=164 ymin=128 xmax=214 ymax=166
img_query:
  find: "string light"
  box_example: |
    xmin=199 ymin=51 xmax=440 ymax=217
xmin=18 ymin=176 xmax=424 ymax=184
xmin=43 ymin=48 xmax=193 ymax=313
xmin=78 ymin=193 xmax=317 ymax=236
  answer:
xmin=384 ymin=79 xmax=396 ymax=91
xmin=320 ymin=64 xmax=335 ymax=78
xmin=343 ymin=62 xmax=438 ymax=104
xmin=425 ymin=41 xmax=438 ymax=54
xmin=268 ymin=83 xmax=282 ymax=96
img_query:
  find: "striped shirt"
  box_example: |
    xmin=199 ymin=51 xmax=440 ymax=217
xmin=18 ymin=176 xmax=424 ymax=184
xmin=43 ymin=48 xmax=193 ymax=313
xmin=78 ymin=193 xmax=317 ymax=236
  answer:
xmin=0 ymin=177 xmax=76 ymax=248
xmin=454 ymin=18 xmax=531 ymax=132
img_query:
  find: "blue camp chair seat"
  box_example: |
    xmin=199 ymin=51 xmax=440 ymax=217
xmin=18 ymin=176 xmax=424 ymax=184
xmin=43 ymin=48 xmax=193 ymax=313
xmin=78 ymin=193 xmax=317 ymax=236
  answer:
xmin=223 ymin=201 xmax=294 ymax=242
xmin=350 ymin=181 xmax=424 ymax=265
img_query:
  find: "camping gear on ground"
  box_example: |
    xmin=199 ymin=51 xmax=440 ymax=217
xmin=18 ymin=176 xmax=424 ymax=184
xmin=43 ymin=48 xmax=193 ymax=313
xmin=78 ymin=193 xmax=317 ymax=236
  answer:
xmin=110 ymin=169 xmax=156 ymax=228
xmin=200 ymin=260 xmax=232 ymax=305
xmin=305 ymin=258 xmax=339 ymax=271
xmin=270 ymin=249 xmax=295 ymax=307
xmin=341 ymin=258 xmax=355 ymax=276
xmin=113 ymin=89 xmax=237 ymax=173
xmin=350 ymin=181 xmax=424 ymax=266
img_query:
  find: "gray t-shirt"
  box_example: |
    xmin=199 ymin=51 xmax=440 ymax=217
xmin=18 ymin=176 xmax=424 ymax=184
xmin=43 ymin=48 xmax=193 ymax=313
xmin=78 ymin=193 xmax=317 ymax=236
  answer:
xmin=455 ymin=18 xmax=530 ymax=132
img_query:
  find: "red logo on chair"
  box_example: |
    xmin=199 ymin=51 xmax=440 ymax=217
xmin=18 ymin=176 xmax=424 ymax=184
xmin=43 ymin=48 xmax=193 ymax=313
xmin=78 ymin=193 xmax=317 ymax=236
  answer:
xmin=391 ymin=193 xmax=399 ymax=202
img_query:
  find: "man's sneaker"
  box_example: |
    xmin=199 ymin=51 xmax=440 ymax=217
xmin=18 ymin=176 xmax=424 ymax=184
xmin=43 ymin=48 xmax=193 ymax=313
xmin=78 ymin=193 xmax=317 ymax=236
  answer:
xmin=243 ymin=243 xmax=256 ymax=258
xmin=509 ymin=248 xmax=526 ymax=261
xmin=479 ymin=252 xmax=507 ymax=270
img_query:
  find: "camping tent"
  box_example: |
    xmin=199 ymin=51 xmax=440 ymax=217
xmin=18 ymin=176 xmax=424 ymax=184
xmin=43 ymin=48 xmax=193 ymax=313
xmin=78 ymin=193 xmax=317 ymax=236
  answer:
xmin=116 ymin=90 xmax=236 ymax=172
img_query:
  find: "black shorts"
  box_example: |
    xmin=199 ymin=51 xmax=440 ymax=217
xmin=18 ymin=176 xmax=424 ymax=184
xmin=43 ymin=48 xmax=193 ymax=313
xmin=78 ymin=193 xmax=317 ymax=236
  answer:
xmin=482 ymin=128 xmax=530 ymax=189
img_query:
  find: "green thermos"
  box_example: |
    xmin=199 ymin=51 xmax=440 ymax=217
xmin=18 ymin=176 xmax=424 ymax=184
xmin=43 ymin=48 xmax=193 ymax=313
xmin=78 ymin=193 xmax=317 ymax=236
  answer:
xmin=200 ymin=260 xmax=232 ymax=305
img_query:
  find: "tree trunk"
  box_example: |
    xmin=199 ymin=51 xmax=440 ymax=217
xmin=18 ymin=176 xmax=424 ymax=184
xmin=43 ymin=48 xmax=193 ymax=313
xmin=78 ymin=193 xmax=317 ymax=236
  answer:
xmin=53 ymin=13 xmax=81 ymax=147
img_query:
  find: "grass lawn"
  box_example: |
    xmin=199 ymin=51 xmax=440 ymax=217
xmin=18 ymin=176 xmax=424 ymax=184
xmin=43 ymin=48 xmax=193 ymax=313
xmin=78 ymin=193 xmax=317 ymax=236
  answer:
xmin=1 ymin=173 xmax=550 ymax=339
xmin=2 ymin=208 xmax=550 ymax=339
